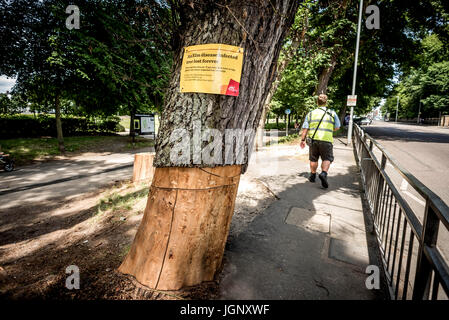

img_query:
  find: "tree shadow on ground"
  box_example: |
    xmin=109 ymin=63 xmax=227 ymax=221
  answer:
xmin=0 ymin=176 xmax=275 ymax=300
xmin=0 ymin=186 xmax=149 ymax=247
xmin=219 ymin=163 xmax=390 ymax=300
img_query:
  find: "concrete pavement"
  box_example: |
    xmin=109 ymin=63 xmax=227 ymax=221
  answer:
xmin=219 ymin=139 xmax=388 ymax=299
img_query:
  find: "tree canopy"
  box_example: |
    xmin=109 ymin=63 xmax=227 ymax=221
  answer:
xmin=271 ymin=0 xmax=448 ymax=123
xmin=1 ymin=0 xmax=447 ymax=137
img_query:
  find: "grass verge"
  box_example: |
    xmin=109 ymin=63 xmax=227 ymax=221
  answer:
xmin=278 ymin=133 xmax=300 ymax=144
xmin=0 ymin=135 xmax=154 ymax=166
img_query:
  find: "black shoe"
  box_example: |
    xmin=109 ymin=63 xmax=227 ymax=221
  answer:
xmin=319 ymin=172 xmax=329 ymax=188
xmin=308 ymin=173 xmax=316 ymax=183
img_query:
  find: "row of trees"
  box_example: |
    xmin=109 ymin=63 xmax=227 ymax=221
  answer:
xmin=2 ymin=1 xmax=447 ymax=147
xmin=383 ymin=33 xmax=449 ymax=119
xmin=0 ymin=0 xmax=172 ymax=150
xmin=267 ymin=0 xmax=448 ymax=125
xmin=2 ymin=0 xmax=447 ymax=293
xmin=383 ymin=0 xmax=449 ymax=119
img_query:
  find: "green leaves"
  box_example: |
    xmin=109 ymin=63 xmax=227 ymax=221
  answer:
xmin=1 ymin=0 xmax=173 ymax=118
xmin=385 ymin=32 xmax=449 ymax=118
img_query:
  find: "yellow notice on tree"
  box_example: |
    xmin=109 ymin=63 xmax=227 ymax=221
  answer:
xmin=180 ymin=44 xmax=244 ymax=96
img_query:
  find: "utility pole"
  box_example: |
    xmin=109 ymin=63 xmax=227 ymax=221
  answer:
xmin=347 ymin=0 xmax=364 ymax=145
xmin=395 ymin=96 xmax=399 ymax=122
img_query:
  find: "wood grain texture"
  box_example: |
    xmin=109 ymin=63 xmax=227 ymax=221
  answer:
xmin=119 ymin=165 xmax=241 ymax=290
xmin=132 ymin=153 xmax=155 ymax=183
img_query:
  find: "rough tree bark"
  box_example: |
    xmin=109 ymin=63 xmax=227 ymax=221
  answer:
xmin=54 ymin=94 xmax=65 ymax=153
xmin=129 ymin=103 xmax=136 ymax=142
xmin=255 ymin=11 xmax=308 ymax=149
xmin=314 ymin=0 xmax=350 ymax=95
xmin=119 ymin=0 xmax=300 ymax=290
xmin=315 ymin=47 xmax=342 ymax=95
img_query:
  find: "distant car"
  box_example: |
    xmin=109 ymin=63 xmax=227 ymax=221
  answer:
xmin=360 ymin=117 xmax=372 ymax=125
xmin=354 ymin=117 xmax=372 ymax=126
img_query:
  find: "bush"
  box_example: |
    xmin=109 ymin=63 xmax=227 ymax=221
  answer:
xmin=264 ymin=122 xmax=296 ymax=130
xmin=0 ymin=115 xmax=121 ymax=139
xmin=278 ymin=133 xmax=299 ymax=144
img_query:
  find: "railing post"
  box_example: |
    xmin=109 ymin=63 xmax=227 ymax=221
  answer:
xmin=412 ymin=202 xmax=440 ymax=300
xmin=373 ymin=154 xmax=387 ymax=224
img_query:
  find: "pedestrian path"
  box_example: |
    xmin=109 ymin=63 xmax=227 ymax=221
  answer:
xmin=219 ymin=140 xmax=388 ymax=299
xmin=0 ymin=148 xmax=154 ymax=210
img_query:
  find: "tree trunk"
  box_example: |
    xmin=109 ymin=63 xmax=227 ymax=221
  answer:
xmin=339 ymin=106 xmax=347 ymax=126
xmin=54 ymin=94 xmax=65 ymax=153
xmin=315 ymin=48 xmax=342 ymax=95
xmin=314 ymin=0 xmax=349 ymax=96
xmin=129 ymin=103 xmax=136 ymax=143
xmin=254 ymin=7 xmax=310 ymax=149
xmin=132 ymin=153 xmax=155 ymax=184
xmin=119 ymin=0 xmax=300 ymax=290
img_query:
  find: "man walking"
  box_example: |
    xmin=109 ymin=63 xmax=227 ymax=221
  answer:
xmin=300 ymin=94 xmax=340 ymax=188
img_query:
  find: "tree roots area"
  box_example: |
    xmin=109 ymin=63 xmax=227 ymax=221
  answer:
xmin=0 ymin=174 xmax=275 ymax=300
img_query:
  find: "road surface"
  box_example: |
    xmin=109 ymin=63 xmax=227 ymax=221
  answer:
xmin=363 ymin=121 xmax=449 ymax=205
xmin=0 ymin=148 xmax=154 ymax=210
xmin=362 ymin=121 xmax=449 ymax=260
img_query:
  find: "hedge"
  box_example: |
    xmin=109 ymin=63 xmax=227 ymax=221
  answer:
xmin=0 ymin=115 xmax=122 ymax=139
xmin=264 ymin=122 xmax=297 ymax=130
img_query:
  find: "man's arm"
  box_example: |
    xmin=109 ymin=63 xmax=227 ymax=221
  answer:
xmin=301 ymin=128 xmax=309 ymax=140
xmin=300 ymin=128 xmax=308 ymax=149
xmin=300 ymin=113 xmax=310 ymax=148
xmin=333 ymin=112 xmax=341 ymax=131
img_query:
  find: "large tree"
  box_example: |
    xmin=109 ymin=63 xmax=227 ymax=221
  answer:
xmin=119 ymin=0 xmax=301 ymax=290
xmin=383 ymin=33 xmax=449 ymax=119
xmin=68 ymin=0 xmax=172 ymax=137
xmin=0 ymin=0 xmax=77 ymax=152
xmin=270 ymin=0 xmax=427 ymax=124
xmin=0 ymin=0 xmax=172 ymax=145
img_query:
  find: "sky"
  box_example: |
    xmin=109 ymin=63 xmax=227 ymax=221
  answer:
xmin=0 ymin=76 xmax=16 ymax=93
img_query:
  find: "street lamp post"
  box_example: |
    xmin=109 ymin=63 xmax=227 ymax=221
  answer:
xmin=347 ymin=0 xmax=364 ymax=145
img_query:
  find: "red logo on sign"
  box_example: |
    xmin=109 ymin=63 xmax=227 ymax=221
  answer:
xmin=225 ymin=79 xmax=240 ymax=96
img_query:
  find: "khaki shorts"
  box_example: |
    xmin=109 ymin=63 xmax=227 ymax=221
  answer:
xmin=309 ymin=140 xmax=334 ymax=162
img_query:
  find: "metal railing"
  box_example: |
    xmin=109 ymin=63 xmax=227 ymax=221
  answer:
xmin=353 ymin=124 xmax=449 ymax=300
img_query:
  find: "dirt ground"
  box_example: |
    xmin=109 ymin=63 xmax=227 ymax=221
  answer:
xmin=0 ymin=172 xmax=276 ymax=300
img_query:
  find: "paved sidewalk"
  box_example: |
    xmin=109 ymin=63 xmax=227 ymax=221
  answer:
xmin=219 ymin=139 xmax=387 ymax=299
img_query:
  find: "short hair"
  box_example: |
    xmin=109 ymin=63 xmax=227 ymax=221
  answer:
xmin=318 ymin=94 xmax=327 ymax=106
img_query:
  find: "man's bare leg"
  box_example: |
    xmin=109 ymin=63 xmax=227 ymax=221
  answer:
xmin=310 ymin=161 xmax=318 ymax=173
xmin=321 ymin=160 xmax=331 ymax=173
xmin=309 ymin=161 xmax=318 ymax=182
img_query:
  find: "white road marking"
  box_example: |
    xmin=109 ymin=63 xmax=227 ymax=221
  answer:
xmin=400 ymin=179 xmax=408 ymax=191
xmin=400 ymin=178 xmax=425 ymax=206
xmin=403 ymin=190 xmax=426 ymax=206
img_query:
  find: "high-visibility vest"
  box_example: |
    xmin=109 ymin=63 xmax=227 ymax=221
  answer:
xmin=306 ymin=107 xmax=335 ymax=143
